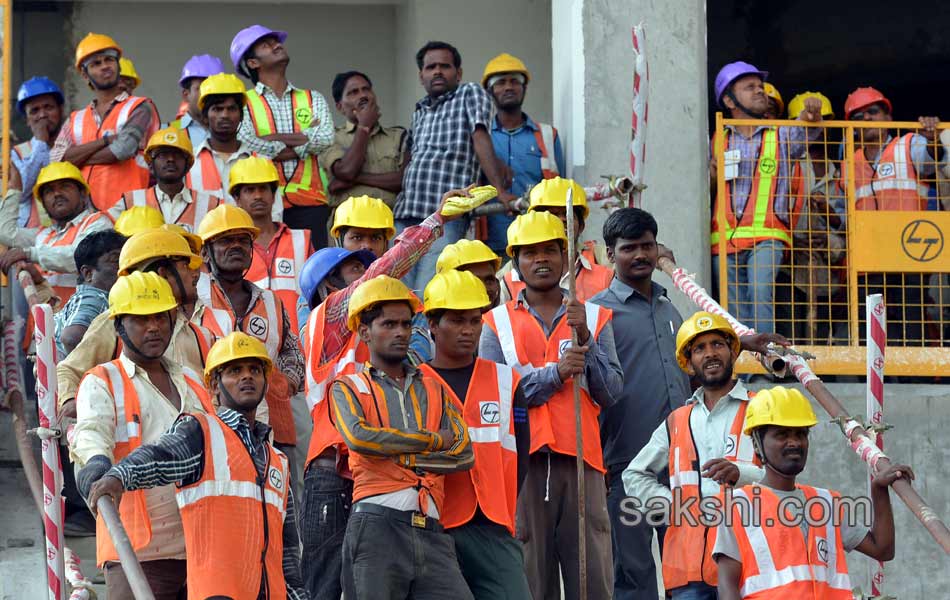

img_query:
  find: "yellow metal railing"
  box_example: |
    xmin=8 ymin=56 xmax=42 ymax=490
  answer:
xmin=714 ymin=114 xmax=950 ymax=376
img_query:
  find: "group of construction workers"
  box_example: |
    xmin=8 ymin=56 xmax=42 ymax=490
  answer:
xmin=1 ymin=24 xmax=917 ymax=600
xmin=710 ymin=61 xmax=945 ymax=345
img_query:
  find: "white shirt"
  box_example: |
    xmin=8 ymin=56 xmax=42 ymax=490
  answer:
xmin=622 ymin=380 xmax=765 ymax=505
xmin=154 ymin=186 xmax=192 ymax=225
xmin=72 ymin=353 xmax=207 ymax=561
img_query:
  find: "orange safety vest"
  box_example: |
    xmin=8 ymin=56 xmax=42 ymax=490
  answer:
xmin=197 ymin=275 xmax=297 ymax=445
xmin=244 ymin=88 xmax=328 ymax=209
xmin=176 ymin=411 xmax=290 ymax=600
xmin=334 ymin=370 xmax=448 ymax=514
xmin=107 ymin=186 xmax=222 ymax=233
xmin=68 ymin=96 xmax=155 ymax=210
xmin=663 ymin=399 xmax=759 ymax=590
xmin=503 ymin=241 xmax=613 ymax=303
xmin=841 ymin=133 xmax=930 ymax=211
xmin=424 ymin=359 xmax=521 ymax=534
xmin=13 ymin=140 xmax=52 ymax=228
xmin=482 ymin=299 xmax=612 ymax=472
xmin=36 ymin=210 xmax=112 ymax=303
xmin=711 ymin=129 xmax=793 ymax=255
xmin=303 ymin=299 xmax=369 ymax=470
xmin=186 ymin=146 xmax=259 ymax=202
xmin=83 ymin=359 xmax=211 ymax=566
xmin=730 ymin=484 xmax=852 ymax=599
xmin=247 ymin=226 xmax=312 ymax=334
xmin=533 ymin=122 xmax=560 ymax=179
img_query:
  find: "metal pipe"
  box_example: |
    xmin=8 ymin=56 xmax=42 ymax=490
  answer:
xmin=96 ymin=497 xmax=156 ymax=599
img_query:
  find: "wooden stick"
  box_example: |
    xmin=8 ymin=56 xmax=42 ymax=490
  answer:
xmin=97 ymin=497 xmax=156 ymax=599
xmin=565 ymin=188 xmax=587 ymax=599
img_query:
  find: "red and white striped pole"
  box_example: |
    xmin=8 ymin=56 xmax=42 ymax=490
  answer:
xmin=33 ymin=303 xmax=66 ymax=600
xmin=629 ymin=22 xmax=648 ymax=208
xmin=866 ymin=294 xmax=886 ymax=596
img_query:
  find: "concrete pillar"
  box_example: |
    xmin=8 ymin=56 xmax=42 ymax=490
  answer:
xmin=553 ymin=0 xmax=710 ymax=316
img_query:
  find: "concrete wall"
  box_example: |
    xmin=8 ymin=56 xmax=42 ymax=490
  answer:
xmin=747 ymin=382 xmax=950 ymax=598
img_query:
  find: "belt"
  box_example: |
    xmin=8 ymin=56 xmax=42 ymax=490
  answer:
xmin=352 ymin=503 xmax=443 ymax=531
xmin=310 ymin=456 xmax=337 ymax=470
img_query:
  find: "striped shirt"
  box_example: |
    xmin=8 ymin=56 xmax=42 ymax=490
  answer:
xmin=394 ymin=83 xmax=492 ymax=220
xmin=107 ymin=407 xmax=307 ymax=600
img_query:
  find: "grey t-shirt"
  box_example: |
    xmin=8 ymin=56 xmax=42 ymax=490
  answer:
xmin=713 ymin=484 xmax=870 ymax=562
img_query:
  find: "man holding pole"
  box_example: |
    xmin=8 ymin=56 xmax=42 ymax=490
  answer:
xmin=87 ymin=332 xmax=308 ymax=600
xmin=480 ymin=210 xmax=622 ymax=600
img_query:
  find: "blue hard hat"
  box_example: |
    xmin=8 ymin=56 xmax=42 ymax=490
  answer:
xmin=16 ymin=76 xmax=64 ymax=116
xmin=300 ymin=247 xmax=376 ymax=309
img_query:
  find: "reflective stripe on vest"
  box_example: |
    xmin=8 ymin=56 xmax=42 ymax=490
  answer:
xmin=245 ymin=89 xmax=326 ymax=207
xmin=186 ymin=148 xmax=225 ymax=199
xmin=248 ymin=228 xmax=310 ymax=330
xmin=112 ymin=187 xmax=219 ymax=233
xmin=533 ymin=122 xmax=560 ymax=178
xmin=176 ymin=412 xmax=289 ymax=600
xmin=848 ymin=134 xmax=930 ymax=211
xmin=429 ymin=359 xmax=519 ymax=533
xmin=36 ymin=210 xmax=111 ymax=301
xmin=483 ymin=300 xmax=611 ymax=472
xmin=733 ymin=485 xmax=852 ymax=598
xmin=711 ymin=129 xmax=792 ymax=250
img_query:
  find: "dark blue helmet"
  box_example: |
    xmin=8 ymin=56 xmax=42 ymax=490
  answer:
xmin=299 ymin=247 xmax=376 ymax=309
xmin=16 ymin=76 xmax=64 ymax=116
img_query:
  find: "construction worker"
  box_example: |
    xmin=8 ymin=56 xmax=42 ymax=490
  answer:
xmin=436 ymin=239 xmax=502 ymax=308
xmin=842 ymin=88 xmax=938 ymax=346
xmin=331 ymin=194 xmax=394 ymax=258
xmin=330 ymin=274 xmax=474 ymax=599
xmin=421 ymin=269 xmax=531 ymax=599
xmin=232 ymin=156 xmax=313 ymax=334
xmin=170 ymin=54 xmax=226 ymax=148
xmin=13 ymin=76 xmax=64 ymax=227
xmin=297 ymin=186 xmax=486 ymax=600
xmin=622 ymin=312 xmax=765 ymax=600
xmin=710 ymin=61 xmax=823 ymax=334
xmin=107 ymin=126 xmax=223 ymax=231
xmin=117 ymin=57 xmax=140 ymax=94
xmin=480 ymin=210 xmax=623 ymax=600
xmin=86 ymin=332 xmax=308 ymax=599
xmin=196 ymin=204 xmax=304 ymax=461
xmin=54 ymin=229 xmax=127 ymax=357
xmin=498 ymin=176 xmax=613 ymax=303
xmin=321 ymin=70 xmax=408 ymax=209
xmin=51 ymin=33 xmax=160 ymax=211
xmin=73 ymin=271 xmax=212 ymax=599
xmin=714 ymin=386 xmax=912 ymax=599
xmin=762 ymin=82 xmax=783 ymax=119
xmin=113 ymin=204 xmax=165 ymax=237
xmin=187 ymin=73 xmax=256 ymax=201
xmin=482 ymin=53 xmax=565 ymax=256
xmin=56 ymin=228 xmax=212 ymax=421
xmin=231 ymin=24 xmax=334 ymax=246
xmin=0 ymin=162 xmax=112 ymax=302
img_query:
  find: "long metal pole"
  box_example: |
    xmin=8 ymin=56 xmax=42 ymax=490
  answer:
xmin=96 ymin=497 xmax=156 ymax=600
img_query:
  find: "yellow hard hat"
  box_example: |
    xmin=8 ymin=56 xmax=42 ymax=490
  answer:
xmin=482 ymin=53 xmax=531 ymax=87
xmin=788 ymin=91 xmax=834 ymax=119
xmin=763 ymin=82 xmax=784 ymax=116
xmin=506 ymin=210 xmax=568 ymax=258
xmin=346 ymin=275 xmax=422 ymax=332
xmin=145 ymin=127 xmax=194 ymax=170
xmin=331 ymin=195 xmax=395 ymax=240
xmin=436 ymin=239 xmax=501 ymax=274
xmin=119 ymin=58 xmax=140 ymax=87
xmin=108 ymin=271 xmax=178 ymax=318
xmin=424 ymin=269 xmax=490 ymax=314
xmin=228 ymin=156 xmax=280 ymax=196
xmin=675 ymin=311 xmax=741 ymax=371
xmin=118 ymin=228 xmax=203 ymax=276
xmin=198 ymin=73 xmax=246 ymax=110
xmin=743 ymin=386 xmax=818 ymax=435
xmin=75 ymin=33 xmax=122 ymax=70
xmin=33 ymin=161 xmax=90 ymax=200
xmin=160 ymin=223 xmax=203 ymax=254
xmin=114 ymin=205 xmax=165 ymax=237
xmin=528 ymin=177 xmax=589 ymax=219
xmin=197 ymin=204 xmax=260 ymax=243
xmin=203 ymin=331 xmax=273 ymax=385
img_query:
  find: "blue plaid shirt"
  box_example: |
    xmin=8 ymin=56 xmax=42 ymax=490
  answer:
xmin=394 ymin=83 xmax=492 ymax=220
xmin=54 ymin=284 xmax=109 ymax=358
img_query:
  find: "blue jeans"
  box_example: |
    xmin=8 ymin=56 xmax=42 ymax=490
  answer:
xmin=395 ymin=217 xmax=468 ymax=295
xmin=712 ymin=239 xmax=785 ymax=334
xmin=483 ymin=201 xmax=516 ymax=258
xmin=670 ymin=581 xmax=718 ymax=599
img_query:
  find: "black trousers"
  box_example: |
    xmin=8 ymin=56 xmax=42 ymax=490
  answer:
xmin=607 ymin=463 xmax=667 ymax=600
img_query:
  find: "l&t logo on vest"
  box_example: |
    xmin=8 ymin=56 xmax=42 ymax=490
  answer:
xmin=759 ymin=157 xmax=777 ymax=176
xmin=479 ymin=401 xmax=501 ymax=425
xmin=268 ymin=466 xmax=283 ymax=491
